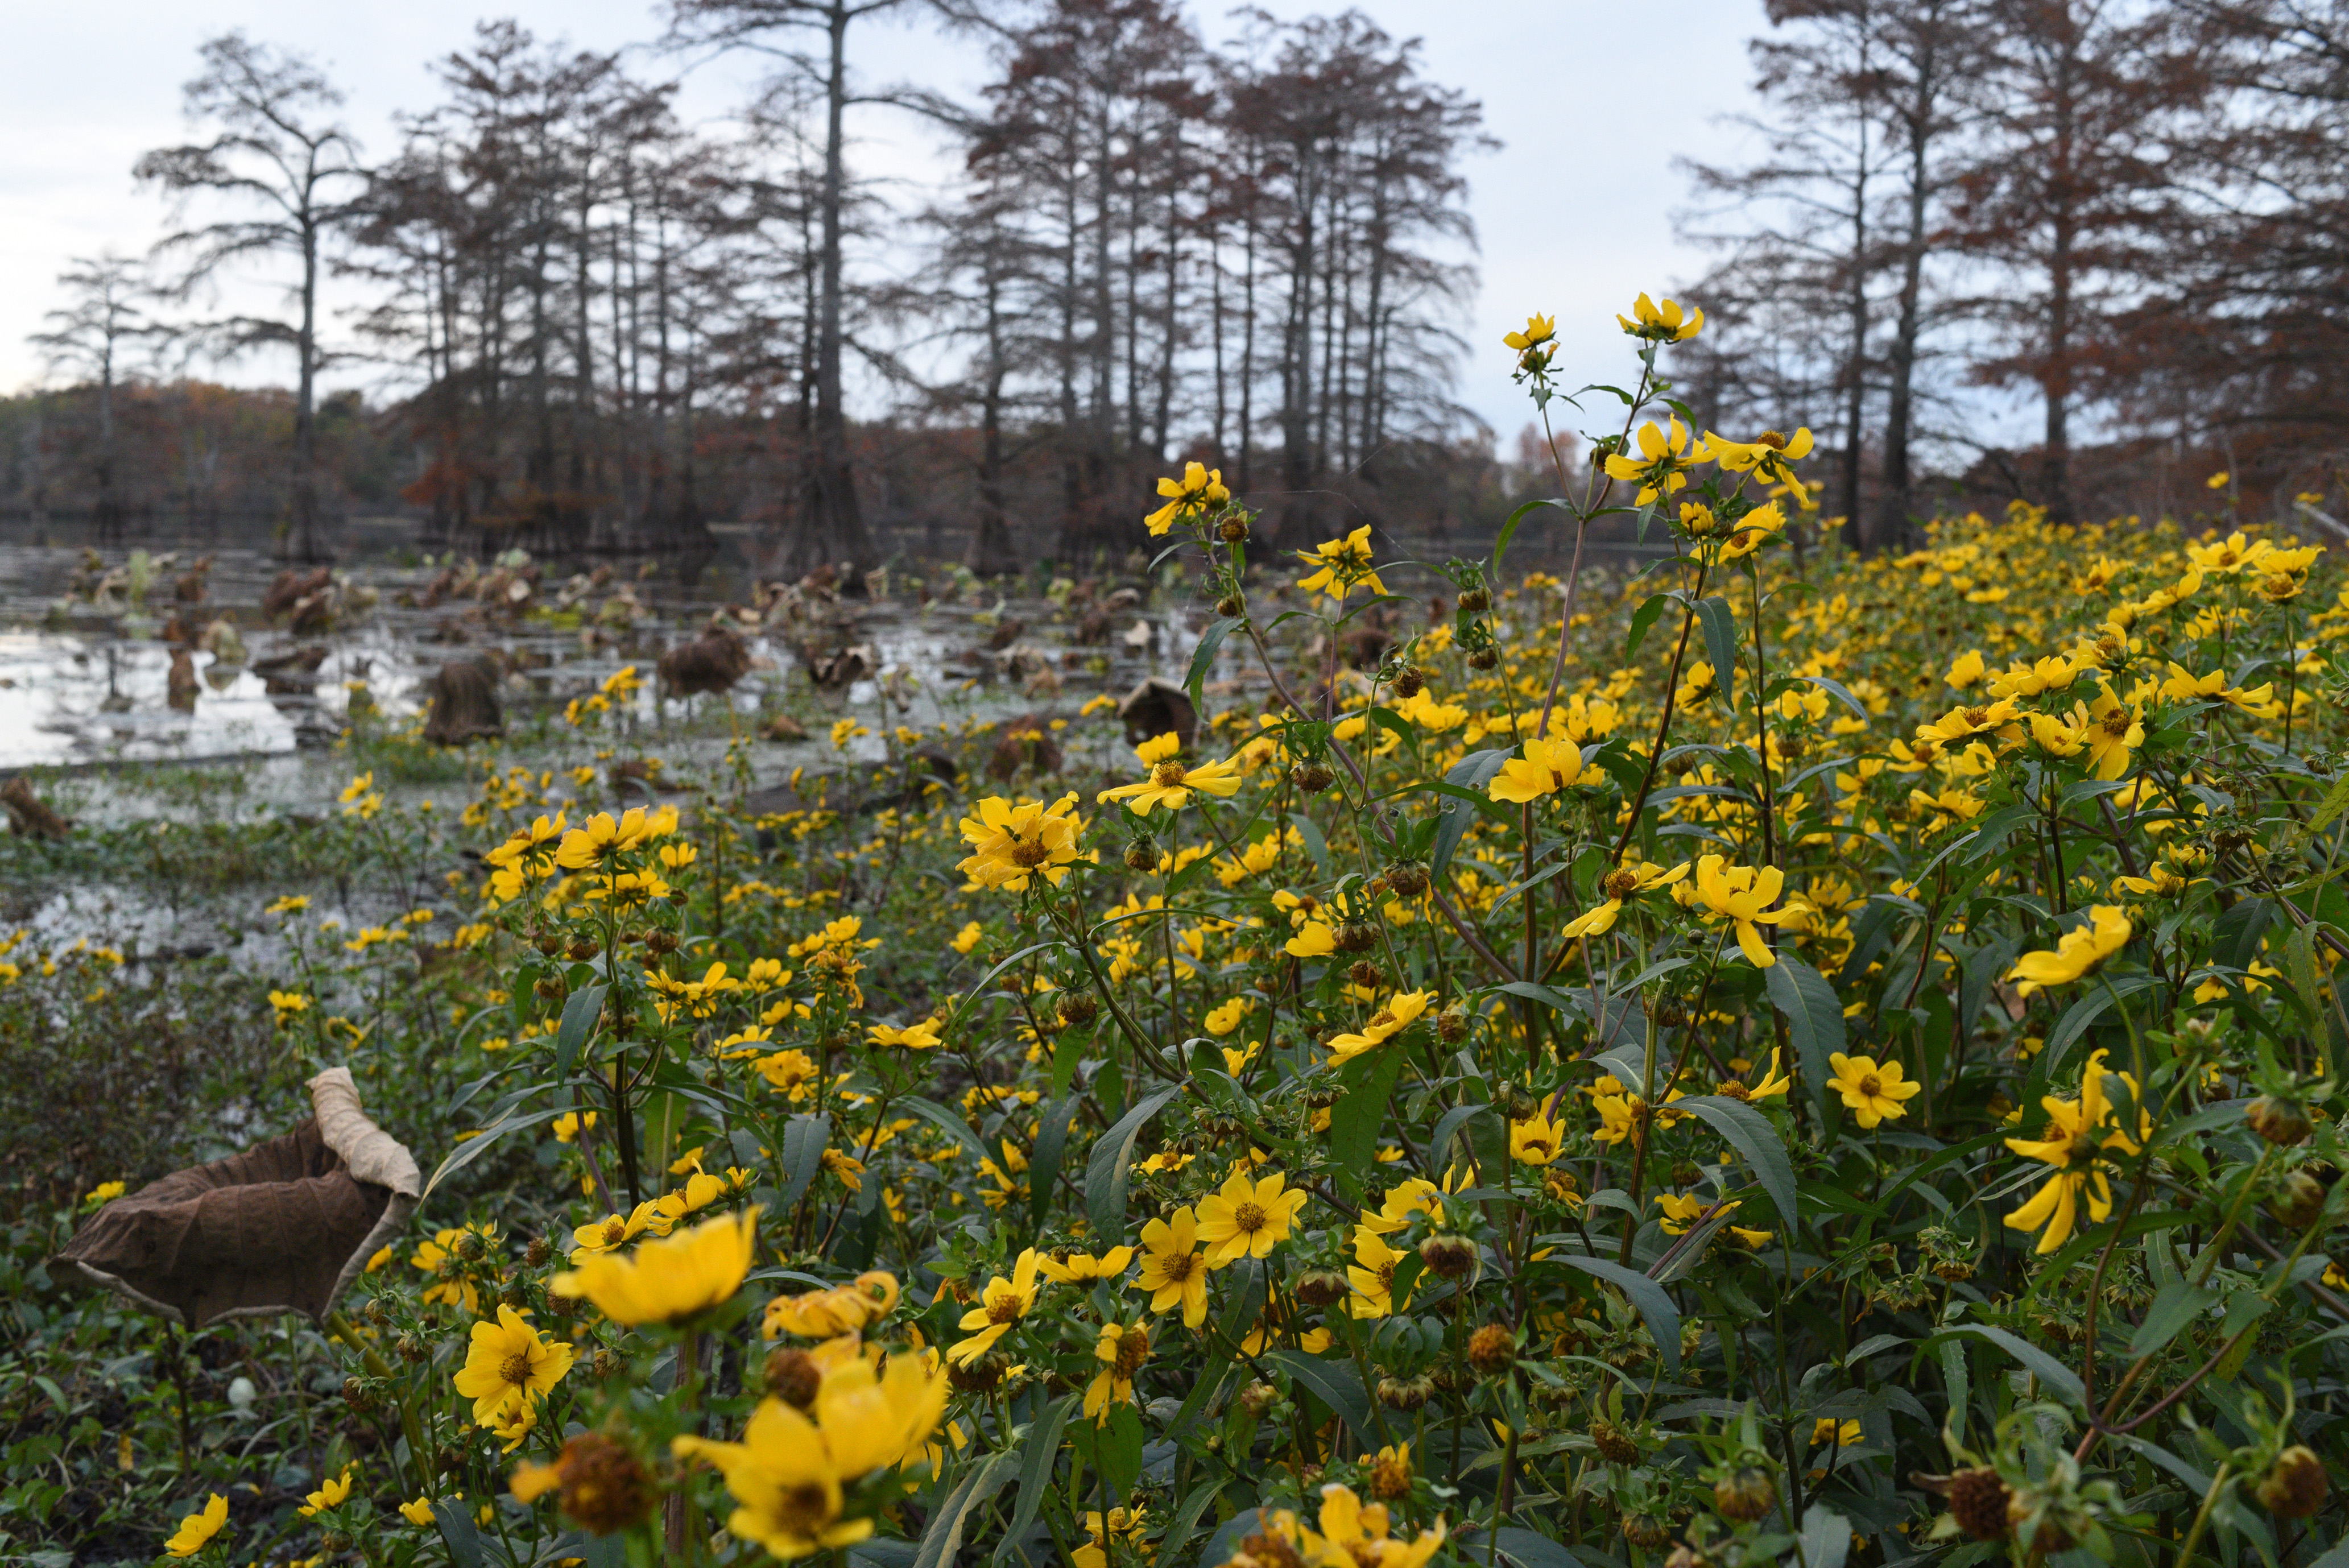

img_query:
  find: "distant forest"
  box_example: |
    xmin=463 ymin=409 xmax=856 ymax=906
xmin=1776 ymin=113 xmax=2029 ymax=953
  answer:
xmin=18 ymin=0 xmax=2349 ymax=571
xmin=7 ymin=2 xmax=1509 ymax=572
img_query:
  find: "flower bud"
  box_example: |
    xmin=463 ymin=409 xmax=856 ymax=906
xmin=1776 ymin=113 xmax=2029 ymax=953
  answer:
xmin=1382 ymin=860 xmax=1430 ymax=897
xmin=1215 ymin=593 xmax=1246 ymax=618
xmin=342 ymin=1376 xmax=377 ymax=1414
xmin=525 ymin=1237 xmax=553 ymax=1268
xmin=395 ymin=1334 xmax=425 ymax=1364
xmin=2256 ymin=1445 xmax=2328 ymax=1519
xmin=1239 ymin=1380 xmax=1281 ymax=1418
xmin=2245 ymin=1094 xmax=2313 ymax=1147
xmin=1125 ymin=841 xmax=1159 ymax=872
xmin=1376 ymin=1374 xmax=1434 ymax=1411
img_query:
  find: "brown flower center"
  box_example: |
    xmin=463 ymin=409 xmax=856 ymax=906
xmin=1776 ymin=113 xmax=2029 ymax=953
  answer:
xmin=778 ymin=1480 xmax=834 ymax=1532
xmin=1161 ymin=1251 xmax=1196 ymax=1284
xmin=1233 ymin=1202 xmax=1268 ymax=1232
xmin=602 ymin=1219 xmax=626 ymax=1246
xmin=2100 ymin=711 xmax=2132 ymax=737
xmin=1152 ymin=760 xmax=1190 ymax=788
xmin=1856 ymin=1074 xmax=1883 ymax=1099
xmin=1113 ymin=1328 xmax=1150 ymax=1377
xmin=501 ymin=1351 xmax=533 ymax=1388
xmin=988 ymin=1294 xmax=1024 ymax=1325
xmin=1008 ymin=840 xmax=1052 ymax=867
xmin=1603 ymin=870 xmax=1640 ymax=899
xmin=1963 ymin=707 xmax=1990 ymax=728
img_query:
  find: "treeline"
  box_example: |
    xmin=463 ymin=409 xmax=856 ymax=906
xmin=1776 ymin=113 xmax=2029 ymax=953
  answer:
xmin=1678 ymin=0 xmax=2349 ymax=543
xmin=18 ymin=1 xmax=1494 ymax=569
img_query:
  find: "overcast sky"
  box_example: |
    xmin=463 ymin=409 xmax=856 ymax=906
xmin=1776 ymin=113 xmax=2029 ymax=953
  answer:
xmin=0 ymin=0 xmax=1773 ymax=453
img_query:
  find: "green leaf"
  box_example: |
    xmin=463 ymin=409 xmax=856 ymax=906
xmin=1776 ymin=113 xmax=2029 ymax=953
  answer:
xmin=2307 ymin=773 xmax=2349 ymax=833
xmin=553 ymin=983 xmax=607 ymax=1079
xmin=1495 ymin=1529 xmax=1594 ymax=1568
xmin=431 ymin=1499 xmax=484 ymax=1568
xmin=1557 ymin=1254 xmax=1681 ymax=1375
xmin=913 ymin=1450 xmax=1020 ymax=1568
xmin=1695 ymin=595 xmax=1739 ymax=692
xmin=777 ymin=1115 xmax=829 ymax=1214
xmin=1674 ymin=1095 xmax=1799 ymax=1232
xmin=900 ymin=1097 xmax=991 ymax=1171
xmin=2129 ymin=1281 xmax=2218 ymax=1359
xmin=421 ymin=1106 xmax=571 ymax=1201
xmin=1264 ymin=1348 xmax=1387 ymax=1450
xmin=2211 ymin=896 xmax=2276 ymax=971
xmin=1624 ymin=593 xmax=1669 ymax=664
xmin=1431 ymin=750 xmax=1510 ymax=877
xmin=1799 ymin=1505 xmax=1852 ymax=1568
xmin=1027 ymin=1095 xmax=1080 ymax=1231
xmin=1763 ymin=954 xmax=1844 ymax=1122
xmin=1936 ymin=1323 xmax=2084 ymax=1408
xmin=992 ymin=1395 xmax=1077 ymax=1566
xmin=1086 ymin=1085 xmax=1183 ymax=1239
xmin=1185 ymin=617 xmax=1243 ymax=713
xmin=1328 ymin=1045 xmax=1407 ymax=1188
xmin=2040 ymin=974 xmax=2156 ymax=1071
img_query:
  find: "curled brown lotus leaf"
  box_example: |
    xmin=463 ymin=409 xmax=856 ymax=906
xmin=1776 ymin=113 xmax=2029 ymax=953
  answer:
xmin=51 ymin=1068 xmax=420 ymax=1326
xmin=423 ymin=659 xmax=504 ymax=746
xmin=1118 ymin=676 xmax=1197 ymax=750
xmin=659 ymin=628 xmax=752 ymax=696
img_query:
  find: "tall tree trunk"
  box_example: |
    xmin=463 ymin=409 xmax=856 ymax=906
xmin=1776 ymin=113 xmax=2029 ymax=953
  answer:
xmin=804 ymin=0 xmax=877 ymax=578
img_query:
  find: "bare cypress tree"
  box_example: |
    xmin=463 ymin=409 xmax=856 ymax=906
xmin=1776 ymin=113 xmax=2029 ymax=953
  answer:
xmin=666 ymin=0 xmax=906 ymax=580
xmin=135 ymin=34 xmax=366 ymax=561
xmin=30 ymin=253 xmax=158 ymax=541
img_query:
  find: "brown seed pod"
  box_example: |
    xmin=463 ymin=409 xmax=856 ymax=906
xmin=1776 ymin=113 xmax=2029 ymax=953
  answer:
xmin=1389 ymin=667 xmax=1426 ymax=700
xmin=1467 ymin=648 xmax=1500 ymax=671
xmin=2256 ymin=1446 xmax=2328 ymax=1518
xmin=1291 ymin=762 xmax=1336 ymax=794
xmin=567 ymin=938 xmax=598 ymax=962
xmin=1376 ymin=1374 xmax=1434 ymax=1411
xmin=1217 ymin=517 xmax=1251 ymax=544
xmin=1239 ymin=1380 xmax=1281 ymax=1418
xmin=524 ymin=1237 xmax=553 ymax=1268
xmin=1436 ymin=1007 xmax=1470 ymax=1044
xmin=1383 ymin=860 xmax=1430 ymax=897
xmin=1056 ymin=992 xmax=1099 ymax=1028
xmin=1459 ymin=588 xmax=1491 ymax=614
xmin=1347 ymin=961 xmax=1385 ymax=990
xmin=1623 ymin=1515 xmax=1673 ymax=1550
xmin=1334 ymin=921 xmax=1378 ymax=954
xmin=1215 ymin=594 xmax=1246 ymax=618
xmin=536 ymin=934 xmax=564 ymax=958
xmin=1918 ymin=1467 xmax=2011 ymax=1542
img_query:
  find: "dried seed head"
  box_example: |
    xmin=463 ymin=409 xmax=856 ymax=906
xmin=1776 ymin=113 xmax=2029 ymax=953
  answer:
xmin=1290 ymin=762 xmax=1336 ymax=794
xmin=1056 ymin=992 xmax=1099 ymax=1027
xmin=1383 ymin=860 xmax=1430 ymax=897
xmin=948 ymin=1351 xmax=1011 ymax=1395
xmin=1334 ymin=921 xmax=1378 ymax=954
xmin=536 ymin=934 xmax=564 ymax=957
xmin=1347 ymin=961 xmax=1384 ymax=990
xmin=2245 ymin=1094 xmax=2314 ymax=1147
xmin=1467 ymin=648 xmax=1500 ymax=671
xmin=1436 ymin=1007 xmax=1470 ymax=1044
xmin=2256 ymin=1446 xmax=2328 ymax=1519
xmin=1467 ymin=1323 xmax=1517 ymax=1375
xmin=1623 ymin=1515 xmax=1673 ymax=1550
xmin=1946 ymin=1468 xmax=2012 ymax=1541
xmin=1714 ymin=1467 xmax=1776 ymax=1523
xmin=1458 ymin=588 xmax=1491 ymax=614
xmin=1419 ymin=1234 xmax=1478 ymax=1280
xmin=2270 ymin=1169 xmax=2327 ymax=1230
xmin=1217 ymin=517 xmax=1251 ymax=544
xmin=524 ymin=1237 xmax=553 ymax=1268
xmin=552 ymin=1433 xmax=656 ymax=1536
xmin=1292 ymin=1269 xmax=1350 ymax=1309
xmin=1215 ymin=593 xmax=1246 ymax=618
xmin=765 ymin=1347 xmax=824 ymax=1407
xmin=1389 ymin=667 xmax=1426 ymax=700
xmin=567 ymin=938 xmax=598 ymax=962
xmin=1590 ymin=1418 xmax=1640 ymax=1464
